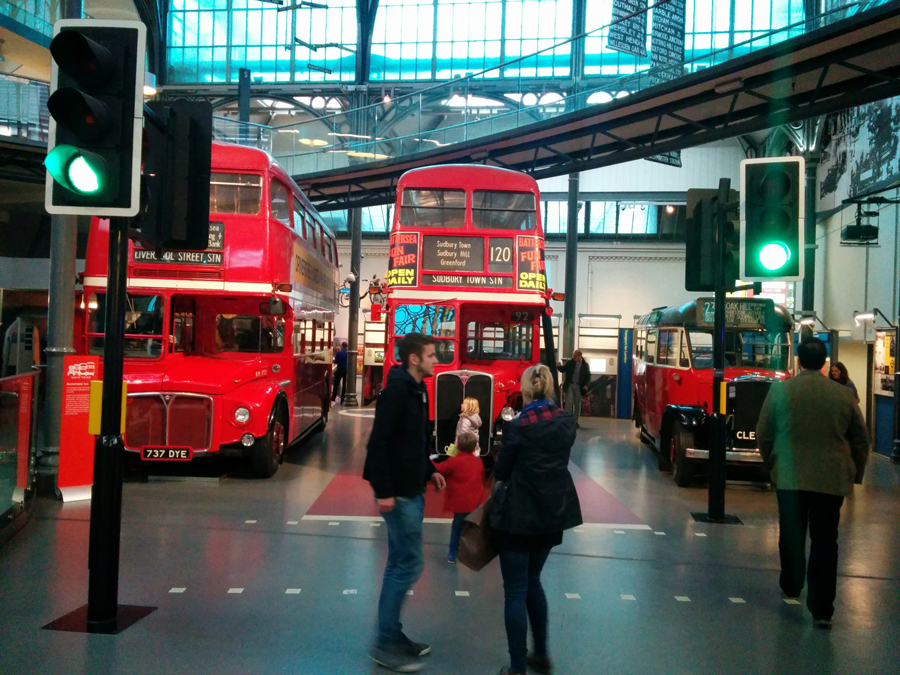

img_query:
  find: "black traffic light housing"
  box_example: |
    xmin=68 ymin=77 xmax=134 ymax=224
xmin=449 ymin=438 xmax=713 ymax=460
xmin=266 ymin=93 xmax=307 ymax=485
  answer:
xmin=685 ymin=187 xmax=739 ymax=292
xmin=740 ymin=157 xmax=805 ymax=281
xmin=44 ymin=20 xmax=146 ymax=217
xmin=140 ymin=99 xmax=213 ymax=250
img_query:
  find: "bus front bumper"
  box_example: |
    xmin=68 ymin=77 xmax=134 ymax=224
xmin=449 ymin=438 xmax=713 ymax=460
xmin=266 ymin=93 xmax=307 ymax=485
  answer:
xmin=685 ymin=448 xmax=765 ymax=463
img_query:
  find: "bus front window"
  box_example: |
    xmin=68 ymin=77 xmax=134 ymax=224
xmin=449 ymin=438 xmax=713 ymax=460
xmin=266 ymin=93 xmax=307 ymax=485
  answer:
xmin=392 ymin=304 xmax=456 ymax=365
xmin=216 ymin=314 xmax=285 ymax=354
xmin=465 ymin=321 xmax=533 ymax=360
xmin=88 ymin=293 xmax=164 ymax=359
xmin=399 ymin=189 xmax=466 ymax=228
xmin=472 ymin=191 xmax=537 ymax=230
xmin=688 ymin=330 xmax=790 ymax=370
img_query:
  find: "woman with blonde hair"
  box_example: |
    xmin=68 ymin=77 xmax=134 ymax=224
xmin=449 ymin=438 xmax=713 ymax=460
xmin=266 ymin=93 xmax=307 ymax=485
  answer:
xmin=490 ymin=364 xmax=582 ymax=675
xmin=453 ymin=396 xmax=482 ymax=456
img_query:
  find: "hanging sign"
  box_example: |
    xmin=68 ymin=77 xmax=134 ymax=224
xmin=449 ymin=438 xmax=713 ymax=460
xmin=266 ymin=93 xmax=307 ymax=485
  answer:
xmin=608 ymin=0 xmax=649 ymax=58
xmin=646 ymin=0 xmax=686 ymax=168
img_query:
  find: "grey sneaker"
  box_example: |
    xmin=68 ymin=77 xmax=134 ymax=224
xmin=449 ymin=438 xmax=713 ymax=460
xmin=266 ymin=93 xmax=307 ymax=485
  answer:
xmin=369 ymin=645 xmax=424 ymax=672
xmin=401 ymin=633 xmax=431 ymax=656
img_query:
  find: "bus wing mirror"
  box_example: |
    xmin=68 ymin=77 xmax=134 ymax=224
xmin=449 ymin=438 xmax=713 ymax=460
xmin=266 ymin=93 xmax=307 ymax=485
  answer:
xmin=551 ymin=292 xmax=565 ymax=301
xmin=261 ymin=297 xmax=287 ymax=316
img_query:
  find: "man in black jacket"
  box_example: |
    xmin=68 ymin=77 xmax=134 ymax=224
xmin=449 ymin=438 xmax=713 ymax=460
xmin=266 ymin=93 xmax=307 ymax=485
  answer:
xmin=364 ymin=332 xmax=445 ymax=672
xmin=560 ymin=349 xmax=591 ymax=427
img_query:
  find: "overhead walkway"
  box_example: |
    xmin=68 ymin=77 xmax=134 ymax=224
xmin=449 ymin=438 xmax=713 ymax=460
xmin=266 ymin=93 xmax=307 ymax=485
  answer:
xmin=287 ymin=1 xmax=900 ymax=211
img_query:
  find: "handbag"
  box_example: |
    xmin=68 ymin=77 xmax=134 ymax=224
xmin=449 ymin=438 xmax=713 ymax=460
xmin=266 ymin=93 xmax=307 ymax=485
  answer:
xmin=457 ymin=485 xmax=499 ymax=571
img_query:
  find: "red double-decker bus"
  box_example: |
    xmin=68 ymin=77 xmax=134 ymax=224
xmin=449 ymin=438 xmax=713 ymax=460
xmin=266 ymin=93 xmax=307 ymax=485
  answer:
xmin=382 ymin=165 xmax=551 ymax=455
xmin=79 ymin=141 xmax=339 ymax=477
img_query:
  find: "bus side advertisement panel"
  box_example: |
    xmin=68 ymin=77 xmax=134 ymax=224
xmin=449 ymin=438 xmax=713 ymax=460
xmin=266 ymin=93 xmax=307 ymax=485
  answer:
xmin=293 ymin=243 xmax=337 ymax=301
xmin=516 ymin=235 xmax=546 ymax=291
xmin=386 ymin=232 xmax=419 ymax=287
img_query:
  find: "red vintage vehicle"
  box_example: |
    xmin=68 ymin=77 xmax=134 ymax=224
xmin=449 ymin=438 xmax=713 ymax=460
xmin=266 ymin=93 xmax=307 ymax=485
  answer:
xmin=633 ymin=298 xmax=794 ymax=486
xmin=79 ymin=141 xmax=339 ymax=477
xmin=382 ymin=164 xmax=552 ymax=455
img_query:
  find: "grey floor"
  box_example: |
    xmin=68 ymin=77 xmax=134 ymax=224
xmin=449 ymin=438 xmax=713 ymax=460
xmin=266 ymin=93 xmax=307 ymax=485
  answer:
xmin=1 ymin=412 xmax=899 ymax=675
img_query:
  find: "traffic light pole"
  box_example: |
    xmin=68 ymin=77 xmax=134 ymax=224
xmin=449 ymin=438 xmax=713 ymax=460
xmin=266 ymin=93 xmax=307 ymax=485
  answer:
xmin=694 ymin=178 xmax=740 ymax=525
xmin=86 ymin=216 xmax=129 ymax=630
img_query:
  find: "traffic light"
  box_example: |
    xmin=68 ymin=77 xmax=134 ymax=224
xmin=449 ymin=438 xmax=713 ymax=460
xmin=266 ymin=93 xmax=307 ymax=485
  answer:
xmin=141 ymin=99 xmax=213 ymax=249
xmin=740 ymin=157 xmax=805 ymax=281
xmin=685 ymin=188 xmax=739 ymax=292
xmin=44 ymin=20 xmax=146 ymax=216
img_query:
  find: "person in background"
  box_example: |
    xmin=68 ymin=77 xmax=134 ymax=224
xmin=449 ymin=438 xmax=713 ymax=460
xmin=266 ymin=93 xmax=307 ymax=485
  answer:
xmin=559 ymin=349 xmax=590 ymax=428
xmin=363 ymin=333 xmax=446 ymax=673
xmin=829 ymin=361 xmax=859 ymax=403
xmin=455 ymin=396 xmax=482 ymax=455
xmin=757 ymin=338 xmax=870 ymax=629
xmin=436 ymin=431 xmax=485 ymax=564
xmin=332 ymin=341 xmax=348 ymax=404
xmin=491 ymin=364 xmax=583 ymax=675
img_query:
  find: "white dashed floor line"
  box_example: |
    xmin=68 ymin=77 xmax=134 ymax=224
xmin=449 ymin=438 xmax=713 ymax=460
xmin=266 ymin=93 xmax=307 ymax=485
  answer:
xmin=675 ymin=596 xmax=691 ymax=602
xmin=228 ymin=588 xmax=244 ymax=594
xmin=406 ymin=590 xmax=414 ymax=596
xmin=245 ymin=520 xmax=257 ymax=524
xmin=169 ymin=588 xmax=186 ymax=594
xmin=370 ymin=523 xmax=381 ymax=527
xmin=328 ymin=522 xmax=340 ymax=526
xmin=287 ymin=521 xmax=299 ymax=525
xmin=342 ymin=589 xmax=358 ymax=595
xmin=654 ymin=531 xmax=666 ymax=535
xmin=613 ymin=530 xmax=625 ymax=534
xmin=695 ymin=533 xmax=708 ymax=537
xmin=455 ymin=591 xmax=470 ymax=597
xmin=565 ymin=593 xmax=581 ymax=599
xmin=620 ymin=594 xmax=636 ymax=601
xmin=285 ymin=589 xmax=302 ymax=594
xmin=729 ymin=597 xmax=746 ymax=604
xmin=783 ymin=598 xmax=801 ymax=605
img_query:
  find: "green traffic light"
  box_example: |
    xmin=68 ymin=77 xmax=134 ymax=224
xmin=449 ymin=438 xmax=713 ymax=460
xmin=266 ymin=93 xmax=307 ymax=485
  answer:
xmin=45 ymin=144 xmax=107 ymax=197
xmin=67 ymin=155 xmax=101 ymax=193
xmin=759 ymin=242 xmax=791 ymax=271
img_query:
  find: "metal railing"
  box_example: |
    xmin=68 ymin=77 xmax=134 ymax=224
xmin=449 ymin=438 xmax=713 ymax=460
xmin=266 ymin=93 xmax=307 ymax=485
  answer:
xmin=0 ymin=74 xmax=50 ymax=147
xmin=0 ymin=369 xmax=39 ymax=546
xmin=270 ymin=0 xmax=888 ymax=177
xmin=212 ymin=115 xmax=274 ymax=153
xmin=0 ymin=0 xmax=54 ymax=37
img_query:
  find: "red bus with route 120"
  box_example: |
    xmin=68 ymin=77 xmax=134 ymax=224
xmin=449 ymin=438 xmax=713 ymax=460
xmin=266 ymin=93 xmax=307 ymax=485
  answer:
xmin=633 ymin=297 xmax=794 ymax=486
xmin=79 ymin=141 xmax=339 ymax=477
xmin=381 ymin=164 xmax=554 ymax=456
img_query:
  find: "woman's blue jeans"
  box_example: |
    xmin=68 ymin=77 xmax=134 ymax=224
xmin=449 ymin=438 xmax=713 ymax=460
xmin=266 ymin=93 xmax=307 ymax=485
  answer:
xmin=377 ymin=494 xmax=425 ymax=649
xmin=499 ymin=547 xmax=552 ymax=673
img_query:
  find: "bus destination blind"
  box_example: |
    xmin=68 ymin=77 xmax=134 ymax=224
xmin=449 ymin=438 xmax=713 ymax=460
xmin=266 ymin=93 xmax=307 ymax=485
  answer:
xmin=133 ymin=222 xmax=224 ymax=265
xmin=422 ymin=273 xmax=513 ymax=288
xmin=386 ymin=232 xmax=419 ymax=287
xmin=422 ymin=236 xmax=484 ymax=272
xmin=698 ymin=298 xmax=773 ymax=328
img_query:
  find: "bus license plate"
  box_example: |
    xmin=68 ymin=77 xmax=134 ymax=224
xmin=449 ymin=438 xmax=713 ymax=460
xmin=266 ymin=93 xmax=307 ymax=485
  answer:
xmin=141 ymin=447 xmax=193 ymax=461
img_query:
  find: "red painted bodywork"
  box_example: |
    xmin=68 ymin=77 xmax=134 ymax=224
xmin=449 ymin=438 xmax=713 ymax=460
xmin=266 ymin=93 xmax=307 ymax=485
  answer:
xmin=80 ymin=142 xmax=340 ymax=458
xmin=383 ymin=165 xmax=549 ymax=433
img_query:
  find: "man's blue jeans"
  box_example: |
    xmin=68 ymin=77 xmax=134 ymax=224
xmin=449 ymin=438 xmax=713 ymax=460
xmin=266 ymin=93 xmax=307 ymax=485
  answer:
xmin=499 ymin=547 xmax=552 ymax=673
xmin=377 ymin=494 xmax=425 ymax=648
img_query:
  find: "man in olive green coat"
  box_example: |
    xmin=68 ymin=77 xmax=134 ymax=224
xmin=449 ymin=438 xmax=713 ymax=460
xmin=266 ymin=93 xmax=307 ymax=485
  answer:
xmin=757 ymin=338 xmax=869 ymax=628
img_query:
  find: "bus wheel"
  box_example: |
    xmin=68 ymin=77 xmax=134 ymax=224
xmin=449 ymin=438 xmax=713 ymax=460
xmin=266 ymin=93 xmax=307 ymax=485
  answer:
xmin=671 ymin=423 xmax=695 ymax=487
xmin=251 ymin=408 xmax=286 ymax=478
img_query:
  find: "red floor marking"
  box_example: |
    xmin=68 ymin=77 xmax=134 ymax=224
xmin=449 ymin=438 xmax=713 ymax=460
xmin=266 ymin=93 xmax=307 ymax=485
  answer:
xmin=305 ymin=456 xmax=644 ymax=525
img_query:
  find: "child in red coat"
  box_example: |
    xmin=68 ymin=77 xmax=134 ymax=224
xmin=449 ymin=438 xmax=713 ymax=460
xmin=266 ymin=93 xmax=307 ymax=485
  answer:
xmin=437 ymin=432 xmax=486 ymax=564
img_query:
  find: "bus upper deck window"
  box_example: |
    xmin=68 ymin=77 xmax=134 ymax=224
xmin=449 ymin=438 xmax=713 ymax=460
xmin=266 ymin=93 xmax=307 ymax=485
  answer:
xmin=270 ymin=180 xmax=291 ymax=224
xmin=209 ymin=173 xmax=262 ymax=215
xmin=472 ymin=191 xmax=537 ymax=230
xmin=400 ymin=189 xmax=466 ymax=228
xmin=293 ymin=198 xmax=306 ymax=237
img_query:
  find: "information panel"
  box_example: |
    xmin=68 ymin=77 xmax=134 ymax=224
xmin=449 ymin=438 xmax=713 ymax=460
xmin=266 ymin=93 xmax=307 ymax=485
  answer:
xmin=647 ymin=0 xmax=686 ymax=167
xmin=386 ymin=232 xmax=419 ymax=287
xmin=608 ymin=0 xmax=648 ymax=58
xmin=516 ymin=236 xmax=547 ymax=291
xmin=422 ymin=236 xmax=485 ymax=272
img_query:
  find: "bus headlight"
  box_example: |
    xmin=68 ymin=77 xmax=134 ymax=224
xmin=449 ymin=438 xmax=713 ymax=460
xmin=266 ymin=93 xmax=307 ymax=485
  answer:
xmin=500 ymin=406 xmax=516 ymax=422
xmin=241 ymin=433 xmax=255 ymax=447
xmin=233 ymin=407 xmax=251 ymax=424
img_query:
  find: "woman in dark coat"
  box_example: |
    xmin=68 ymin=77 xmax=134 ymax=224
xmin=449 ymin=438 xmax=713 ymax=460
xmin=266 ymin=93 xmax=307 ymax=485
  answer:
xmin=490 ymin=364 xmax=583 ymax=675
